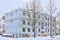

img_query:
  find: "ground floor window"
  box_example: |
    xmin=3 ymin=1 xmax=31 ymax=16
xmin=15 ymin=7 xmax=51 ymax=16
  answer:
xmin=22 ymin=28 xmax=25 ymax=32
xmin=41 ymin=31 xmax=44 ymax=33
xmin=38 ymin=28 xmax=40 ymax=32
xmin=32 ymin=28 xmax=34 ymax=32
xmin=28 ymin=28 xmax=30 ymax=32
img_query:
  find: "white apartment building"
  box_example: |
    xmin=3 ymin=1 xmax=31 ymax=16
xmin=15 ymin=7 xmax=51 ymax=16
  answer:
xmin=5 ymin=8 xmax=56 ymax=37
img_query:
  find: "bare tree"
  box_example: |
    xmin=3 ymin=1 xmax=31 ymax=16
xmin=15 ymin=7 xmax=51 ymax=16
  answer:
xmin=46 ymin=0 xmax=56 ymax=37
xmin=26 ymin=0 xmax=43 ymax=38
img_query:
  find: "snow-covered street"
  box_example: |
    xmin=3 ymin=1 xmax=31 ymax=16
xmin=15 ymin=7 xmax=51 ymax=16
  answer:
xmin=0 ymin=35 xmax=60 ymax=40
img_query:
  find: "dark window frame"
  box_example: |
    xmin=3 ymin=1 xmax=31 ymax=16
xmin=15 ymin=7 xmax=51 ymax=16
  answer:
xmin=22 ymin=28 xmax=25 ymax=32
xmin=28 ymin=28 xmax=30 ymax=32
xmin=22 ymin=20 xmax=25 ymax=24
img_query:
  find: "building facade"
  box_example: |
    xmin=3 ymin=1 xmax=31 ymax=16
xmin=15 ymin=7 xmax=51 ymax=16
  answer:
xmin=56 ymin=13 xmax=60 ymax=35
xmin=0 ymin=16 xmax=5 ymax=35
xmin=5 ymin=8 xmax=56 ymax=37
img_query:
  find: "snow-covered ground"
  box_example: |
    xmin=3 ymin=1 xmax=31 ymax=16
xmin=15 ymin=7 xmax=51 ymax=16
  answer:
xmin=0 ymin=35 xmax=60 ymax=40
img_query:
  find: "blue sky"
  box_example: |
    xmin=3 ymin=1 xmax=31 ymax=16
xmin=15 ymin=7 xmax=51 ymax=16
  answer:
xmin=0 ymin=0 xmax=60 ymax=17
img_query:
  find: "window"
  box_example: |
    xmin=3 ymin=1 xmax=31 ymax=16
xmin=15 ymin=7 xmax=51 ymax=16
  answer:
xmin=45 ymin=17 xmax=48 ymax=20
xmin=6 ymin=13 xmax=8 ymax=15
xmin=41 ymin=23 xmax=43 ymax=29
xmin=10 ymin=20 xmax=13 ymax=23
xmin=38 ymin=15 xmax=40 ymax=18
xmin=32 ymin=28 xmax=34 ymax=32
xmin=32 ymin=21 xmax=35 ymax=25
xmin=28 ymin=21 xmax=30 ymax=25
xmin=53 ymin=29 xmax=54 ymax=32
xmin=2 ymin=16 xmax=5 ymax=20
xmin=50 ymin=16 xmax=52 ymax=20
xmin=45 ymin=17 xmax=47 ymax=20
xmin=59 ymin=24 xmax=60 ymax=27
xmin=53 ymin=24 xmax=54 ymax=27
xmin=41 ymin=31 xmax=44 ymax=33
xmin=48 ymin=18 xmax=49 ymax=20
xmin=45 ymin=23 xmax=47 ymax=26
xmin=0 ymin=24 xmax=1 ymax=28
xmin=10 ymin=13 xmax=13 ymax=16
xmin=27 ymin=13 xmax=30 ymax=17
xmin=23 ymin=12 xmax=26 ymax=16
xmin=22 ymin=20 xmax=25 ymax=24
xmin=3 ymin=24 xmax=5 ymax=28
xmin=38 ymin=35 xmax=40 ymax=36
xmin=48 ymin=24 xmax=49 ymax=26
xmin=48 ymin=29 xmax=49 ymax=32
xmin=22 ymin=28 xmax=25 ymax=32
xmin=38 ymin=22 xmax=40 ymax=25
xmin=38 ymin=29 xmax=40 ymax=32
xmin=19 ymin=33 xmax=21 ymax=37
xmin=28 ymin=28 xmax=30 ymax=32
xmin=45 ymin=29 xmax=47 ymax=32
